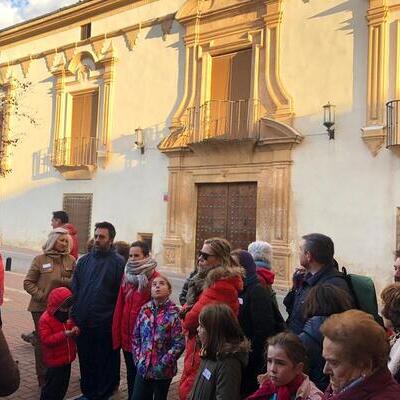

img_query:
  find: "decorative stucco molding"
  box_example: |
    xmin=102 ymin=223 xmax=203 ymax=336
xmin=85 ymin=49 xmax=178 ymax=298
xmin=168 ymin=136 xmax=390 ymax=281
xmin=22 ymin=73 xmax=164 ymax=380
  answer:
xmin=160 ymin=0 xmax=295 ymax=151
xmin=361 ymin=0 xmax=388 ymax=155
xmin=50 ymin=44 xmax=117 ymax=178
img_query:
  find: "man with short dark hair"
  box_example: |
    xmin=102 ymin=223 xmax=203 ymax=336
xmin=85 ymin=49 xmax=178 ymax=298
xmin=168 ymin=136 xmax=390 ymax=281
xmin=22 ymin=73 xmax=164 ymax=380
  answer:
xmin=394 ymin=250 xmax=400 ymax=283
xmin=284 ymin=233 xmax=352 ymax=334
xmin=71 ymin=222 xmax=124 ymax=400
xmin=51 ymin=211 xmax=79 ymax=260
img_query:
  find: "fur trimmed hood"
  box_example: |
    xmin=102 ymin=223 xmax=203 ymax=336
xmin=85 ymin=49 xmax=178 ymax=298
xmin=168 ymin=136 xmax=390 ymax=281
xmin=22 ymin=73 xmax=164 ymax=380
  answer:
xmin=204 ymin=265 xmax=244 ymax=289
xmin=218 ymin=338 xmax=250 ymax=358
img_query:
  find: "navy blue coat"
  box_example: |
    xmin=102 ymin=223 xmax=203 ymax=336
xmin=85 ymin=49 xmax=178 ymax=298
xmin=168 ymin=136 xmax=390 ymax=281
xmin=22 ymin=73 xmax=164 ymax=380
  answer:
xmin=284 ymin=265 xmax=352 ymax=334
xmin=299 ymin=315 xmax=329 ymax=391
xmin=71 ymin=249 xmax=124 ymax=328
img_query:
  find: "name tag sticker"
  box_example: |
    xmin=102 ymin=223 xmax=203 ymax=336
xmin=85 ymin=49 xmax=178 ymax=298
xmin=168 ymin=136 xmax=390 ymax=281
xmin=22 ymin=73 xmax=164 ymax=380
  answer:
xmin=202 ymin=368 xmax=212 ymax=380
xmin=42 ymin=263 xmax=52 ymax=269
xmin=238 ymin=298 xmax=243 ymax=305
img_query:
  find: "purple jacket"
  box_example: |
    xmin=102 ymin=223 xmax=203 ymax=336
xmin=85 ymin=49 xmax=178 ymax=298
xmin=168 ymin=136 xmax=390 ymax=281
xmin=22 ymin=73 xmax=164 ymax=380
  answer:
xmin=132 ymin=299 xmax=185 ymax=380
xmin=323 ymin=367 xmax=400 ymax=399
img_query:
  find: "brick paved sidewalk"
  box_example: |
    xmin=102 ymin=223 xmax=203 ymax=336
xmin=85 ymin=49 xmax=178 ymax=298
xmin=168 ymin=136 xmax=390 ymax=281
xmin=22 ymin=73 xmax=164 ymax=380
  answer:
xmin=1 ymin=272 xmax=180 ymax=399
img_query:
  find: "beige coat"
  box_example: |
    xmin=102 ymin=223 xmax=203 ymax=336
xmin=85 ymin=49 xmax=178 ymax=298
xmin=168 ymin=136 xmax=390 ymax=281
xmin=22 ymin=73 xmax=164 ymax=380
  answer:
xmin=23 ymin=254 xmax=75 ymax=312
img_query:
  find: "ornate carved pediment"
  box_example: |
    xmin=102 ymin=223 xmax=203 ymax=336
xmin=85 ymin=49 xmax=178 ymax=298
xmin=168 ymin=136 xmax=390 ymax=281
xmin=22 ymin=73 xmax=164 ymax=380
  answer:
xmin=258 ymin=118 xmax=303 ymax=146
xmin=160 ymin=0 xmax=296 ymax=152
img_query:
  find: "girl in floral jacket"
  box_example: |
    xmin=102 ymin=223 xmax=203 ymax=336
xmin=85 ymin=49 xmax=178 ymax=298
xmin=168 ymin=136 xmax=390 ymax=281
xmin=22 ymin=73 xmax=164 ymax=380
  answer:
xmin=132 ymin=275 xmax=185 ymax=400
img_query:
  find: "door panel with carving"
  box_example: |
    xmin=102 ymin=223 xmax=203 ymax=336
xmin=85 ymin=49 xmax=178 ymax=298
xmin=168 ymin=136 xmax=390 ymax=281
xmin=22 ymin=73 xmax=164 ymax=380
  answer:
xmin=195 ymin=182 xmax=257 ymax=257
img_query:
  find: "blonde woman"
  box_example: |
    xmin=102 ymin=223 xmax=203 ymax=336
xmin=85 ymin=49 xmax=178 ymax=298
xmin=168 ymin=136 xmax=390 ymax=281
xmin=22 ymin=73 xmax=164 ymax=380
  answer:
xmin=23 ymin=227 xmax=76 ymax=387
xmin=179 ymin=237 xmax=244 ymax=400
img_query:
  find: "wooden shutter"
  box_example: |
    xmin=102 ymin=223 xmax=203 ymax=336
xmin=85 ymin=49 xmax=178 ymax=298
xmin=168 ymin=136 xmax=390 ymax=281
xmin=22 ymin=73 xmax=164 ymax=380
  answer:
xmin=63 ymin=193 xmax=93 ymax=254
xmin=210 ymin=49 xmax=252 ymax=137
xmin=71 ymin=91 xmax=98 ymax=165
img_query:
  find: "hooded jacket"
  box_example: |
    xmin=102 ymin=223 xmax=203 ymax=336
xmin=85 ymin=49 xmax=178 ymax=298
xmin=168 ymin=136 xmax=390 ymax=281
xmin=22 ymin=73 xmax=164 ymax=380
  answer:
xmin=179 ymin=265 xmax=243 ymax=400
xmin=112 ymin=270 xmax=159 ymax=352
xmin=188 ymin=340 xmax=249 ymax=400
xmin=38 ymin=287 xmax=77 ymax=367
xmin=132 ymin=298 xmax=185 ymax=379
xmin=299 ymin=316 xmax=329 ymax=391
xmin=64 ymin=223 xmax=79 ymax=260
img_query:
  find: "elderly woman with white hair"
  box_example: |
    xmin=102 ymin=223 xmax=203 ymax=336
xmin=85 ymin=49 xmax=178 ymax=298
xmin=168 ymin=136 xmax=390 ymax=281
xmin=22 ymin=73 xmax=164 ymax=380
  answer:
xmin=23 ymin=227 xmax=76 ymax=387
xmin=248 ymin=240 xmax=275 ymax=288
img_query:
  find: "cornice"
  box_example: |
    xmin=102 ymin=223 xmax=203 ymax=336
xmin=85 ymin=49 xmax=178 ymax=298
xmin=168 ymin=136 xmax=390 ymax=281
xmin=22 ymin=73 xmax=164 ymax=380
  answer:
xmin=0 ymin=0 xmax=158 ymax=47
xmin=0 ymin=13 xmax=175 ymax=70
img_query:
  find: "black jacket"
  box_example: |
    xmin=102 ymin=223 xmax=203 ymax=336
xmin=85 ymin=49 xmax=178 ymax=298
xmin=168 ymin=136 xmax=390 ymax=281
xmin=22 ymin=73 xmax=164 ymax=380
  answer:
xmin=284 ymin=265 xmax=352 ymax=334
xmin=71 ymin=249 xmax=124 ymax=328
xmin=238 ymin=281 xmax=277 ymax=396
xmin=299 ymin=315 xmax=329 ymax=391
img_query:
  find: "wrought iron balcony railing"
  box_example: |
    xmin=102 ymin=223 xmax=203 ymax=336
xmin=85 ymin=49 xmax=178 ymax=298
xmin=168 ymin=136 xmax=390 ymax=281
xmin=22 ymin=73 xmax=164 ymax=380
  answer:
xmin=52 ymin=136 xmax=98 ymax=167
xmin=185 ymin=99 xmax=260 ymax=143
xmin=386 ymin=100 xmax=400 ymax=147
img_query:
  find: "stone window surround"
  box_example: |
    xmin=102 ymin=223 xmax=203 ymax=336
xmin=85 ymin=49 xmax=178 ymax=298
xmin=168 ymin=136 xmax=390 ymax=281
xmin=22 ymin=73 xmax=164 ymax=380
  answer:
xmin=50 ymin=45 xmax=116 ymax=179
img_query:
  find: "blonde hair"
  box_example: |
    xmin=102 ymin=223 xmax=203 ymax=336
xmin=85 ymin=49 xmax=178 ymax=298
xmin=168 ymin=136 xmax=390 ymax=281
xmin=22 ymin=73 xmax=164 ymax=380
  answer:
xmin=204 ymin=238 xmax=237 ymax=268
xmin=321 ymin=310 xmax=389 ymax=370
xmin=42 ymin=228 xmax=70 ymax=254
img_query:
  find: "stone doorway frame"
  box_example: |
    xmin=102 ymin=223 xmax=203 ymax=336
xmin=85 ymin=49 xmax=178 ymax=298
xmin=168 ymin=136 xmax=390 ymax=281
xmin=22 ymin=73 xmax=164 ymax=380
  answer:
xmin=162 ymin=137 xmax=300 ymax=288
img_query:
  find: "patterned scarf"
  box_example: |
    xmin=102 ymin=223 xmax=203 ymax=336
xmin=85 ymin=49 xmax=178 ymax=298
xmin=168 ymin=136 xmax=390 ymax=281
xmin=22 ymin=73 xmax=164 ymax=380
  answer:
xmin=124 ymin=257 xmax=157 ymax=292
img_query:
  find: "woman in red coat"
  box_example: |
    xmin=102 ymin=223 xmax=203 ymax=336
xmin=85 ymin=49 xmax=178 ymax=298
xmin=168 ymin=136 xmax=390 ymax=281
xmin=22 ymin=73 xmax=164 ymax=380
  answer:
xmin=179 ymin=237 xmax=244 ymax=400
xmin=111 ymin=241 xmax=159 ymax=399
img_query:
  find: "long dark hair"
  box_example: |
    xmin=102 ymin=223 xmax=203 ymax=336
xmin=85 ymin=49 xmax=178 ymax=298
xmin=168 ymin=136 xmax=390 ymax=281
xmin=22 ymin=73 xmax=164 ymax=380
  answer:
xmin=199 ymin=303 xmax=246 ymax=360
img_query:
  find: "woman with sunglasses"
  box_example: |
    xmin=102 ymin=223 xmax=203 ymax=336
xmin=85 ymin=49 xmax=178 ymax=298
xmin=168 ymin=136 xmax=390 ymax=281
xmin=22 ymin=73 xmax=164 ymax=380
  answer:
xmin=179 ymin=237 xmax=244 ymax=400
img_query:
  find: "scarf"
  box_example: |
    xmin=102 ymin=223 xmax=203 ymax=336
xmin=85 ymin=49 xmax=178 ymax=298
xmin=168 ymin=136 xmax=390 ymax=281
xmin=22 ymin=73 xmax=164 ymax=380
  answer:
xmin=247 ymin=374 xmax=305 ymax=400
xmin=124 ymin=257 xmax=157 ymax=292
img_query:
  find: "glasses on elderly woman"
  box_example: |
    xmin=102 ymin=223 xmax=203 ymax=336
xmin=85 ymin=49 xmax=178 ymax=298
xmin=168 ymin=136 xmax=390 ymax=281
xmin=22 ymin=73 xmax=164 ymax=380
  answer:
xmin=198 ymin=251 xmax=215 ymax=261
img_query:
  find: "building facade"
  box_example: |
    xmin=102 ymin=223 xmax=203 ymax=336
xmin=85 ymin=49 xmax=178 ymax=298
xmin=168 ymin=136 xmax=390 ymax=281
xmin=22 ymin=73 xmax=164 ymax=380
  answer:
xmin=0 ymin=0 xmax=399 ymax=291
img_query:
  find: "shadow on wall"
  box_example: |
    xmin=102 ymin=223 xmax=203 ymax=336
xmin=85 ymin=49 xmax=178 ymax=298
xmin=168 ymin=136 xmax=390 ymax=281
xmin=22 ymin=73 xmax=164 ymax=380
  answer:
xmin=309 ymin=0 xmax=355 ymax=35
xmin=112 ymin=122 xmax=170 ymax=170
xmin=32 ymin=147 xmax=58 ymax=180
xmin=308 ymin=0 xmax=368 ymax=118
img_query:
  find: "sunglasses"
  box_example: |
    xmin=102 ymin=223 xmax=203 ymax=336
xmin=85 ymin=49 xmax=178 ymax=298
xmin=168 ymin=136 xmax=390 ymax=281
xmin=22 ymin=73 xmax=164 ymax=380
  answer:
xmin=198 ymin=251 xmax=215 ymax=260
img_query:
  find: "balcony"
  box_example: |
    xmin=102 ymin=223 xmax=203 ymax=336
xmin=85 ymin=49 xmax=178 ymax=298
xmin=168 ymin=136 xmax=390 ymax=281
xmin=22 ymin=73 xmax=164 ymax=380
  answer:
xmin=185 ymin=99 xmax=260 ymax=143
xmin=52 ymin=137 xmax=98 ymax=179
xmin=386 ymin=100 xmax=400 ymax=147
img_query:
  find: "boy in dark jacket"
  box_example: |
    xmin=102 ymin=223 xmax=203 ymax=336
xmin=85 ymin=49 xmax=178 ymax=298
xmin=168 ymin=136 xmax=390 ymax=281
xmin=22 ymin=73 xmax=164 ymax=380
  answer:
xmin=38 ymin=287 xmax=79 ymax=400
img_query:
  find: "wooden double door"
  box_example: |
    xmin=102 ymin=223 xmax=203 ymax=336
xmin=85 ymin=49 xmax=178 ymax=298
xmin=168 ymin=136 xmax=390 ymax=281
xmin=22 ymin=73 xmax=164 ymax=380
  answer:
xmin=195 ymin=182 xmax=257 ymax=256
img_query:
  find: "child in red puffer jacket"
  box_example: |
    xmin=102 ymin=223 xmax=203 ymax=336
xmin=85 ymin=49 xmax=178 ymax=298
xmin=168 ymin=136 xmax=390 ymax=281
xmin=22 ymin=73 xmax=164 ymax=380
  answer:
xmin=38 ymin=287 xmax=79 ymax=400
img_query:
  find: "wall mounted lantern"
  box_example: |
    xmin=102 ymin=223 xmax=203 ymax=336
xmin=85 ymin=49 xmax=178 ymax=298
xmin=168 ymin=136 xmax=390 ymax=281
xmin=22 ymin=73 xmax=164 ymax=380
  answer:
xmin=135 ymin=127 xmax=145 ymax=154
xmin=323 ymin=102 xmax=336 ymax=140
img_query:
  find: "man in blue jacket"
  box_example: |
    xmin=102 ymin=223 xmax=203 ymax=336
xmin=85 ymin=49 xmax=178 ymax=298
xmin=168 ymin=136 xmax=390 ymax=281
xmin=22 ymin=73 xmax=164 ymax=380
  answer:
xmin=72 ymin=221 xmax=124 ymax=400
xmin=284 ymin=233 xmax=352 ymax=334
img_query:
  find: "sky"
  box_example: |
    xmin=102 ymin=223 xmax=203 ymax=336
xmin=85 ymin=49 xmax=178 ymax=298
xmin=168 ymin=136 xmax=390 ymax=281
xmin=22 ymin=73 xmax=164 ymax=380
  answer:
xmin=0 ymin=0 xmax=79 ymax=30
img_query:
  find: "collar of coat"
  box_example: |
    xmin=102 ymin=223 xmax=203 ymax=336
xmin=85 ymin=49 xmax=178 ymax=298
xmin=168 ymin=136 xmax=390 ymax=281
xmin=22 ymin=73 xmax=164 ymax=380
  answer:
xmin=203 ymin=265 xmax=245 ymax=289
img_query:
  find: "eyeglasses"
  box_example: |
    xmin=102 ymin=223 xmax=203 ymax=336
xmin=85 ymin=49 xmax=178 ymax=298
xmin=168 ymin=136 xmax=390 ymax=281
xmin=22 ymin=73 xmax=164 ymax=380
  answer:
xmin=198 ymin=251 xmax=215 ymax=260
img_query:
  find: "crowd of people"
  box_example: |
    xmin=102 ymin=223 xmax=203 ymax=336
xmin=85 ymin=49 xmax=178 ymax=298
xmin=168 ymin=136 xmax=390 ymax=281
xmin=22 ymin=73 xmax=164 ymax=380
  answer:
xmin=1 ymin=212 xmax=400 ymax=400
